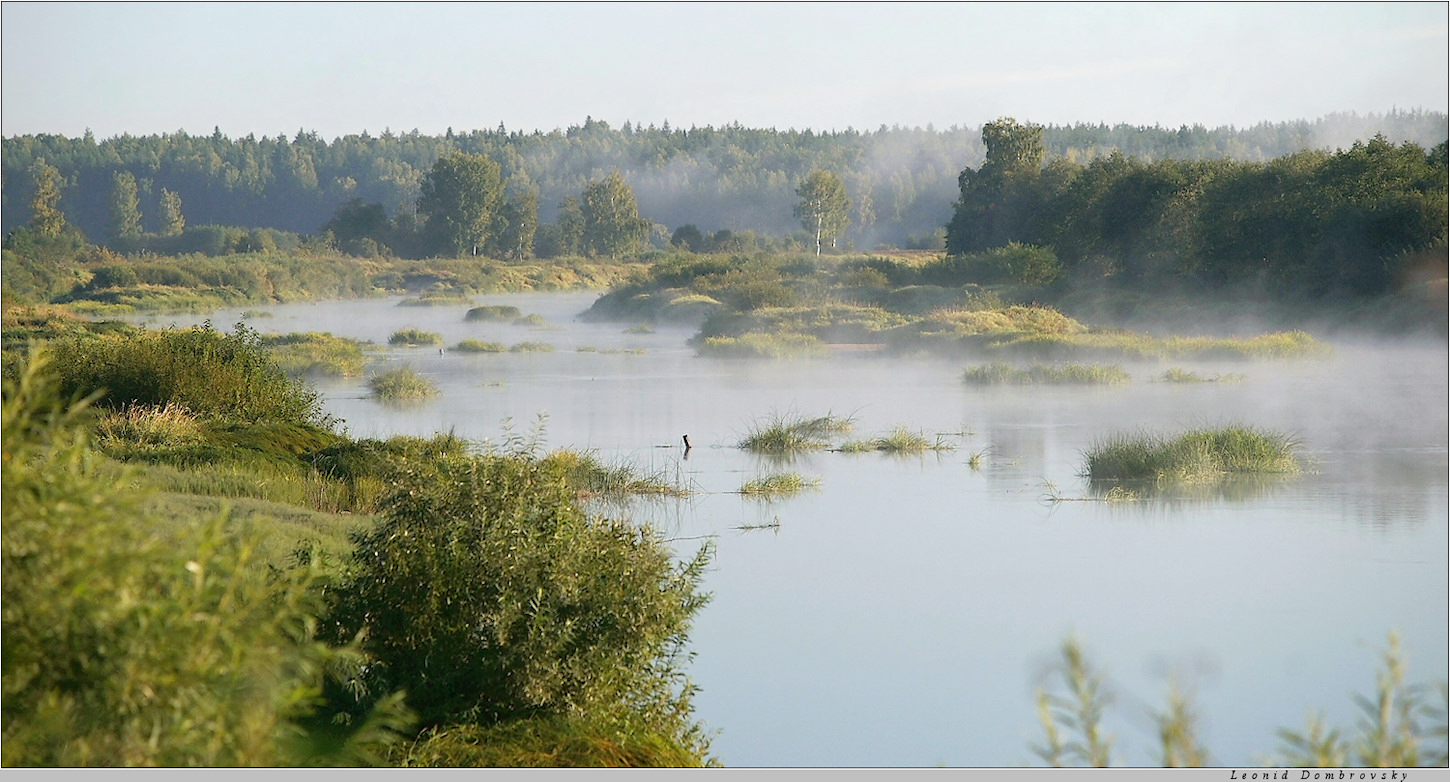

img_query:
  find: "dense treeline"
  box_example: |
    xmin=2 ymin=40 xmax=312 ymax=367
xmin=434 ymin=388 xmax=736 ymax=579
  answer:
xmin=946 ymin=118 xmax=1449 ymax=301
xmin=4 ymin=111 xmax=1445 ymax=251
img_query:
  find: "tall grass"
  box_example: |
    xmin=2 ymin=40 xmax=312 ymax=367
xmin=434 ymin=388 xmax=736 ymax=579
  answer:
xmin=394 ymin=717 xmax=711 ymax=768
xmin=738 ymin=411 xmax=854 ymax=453
xmin=545 ymin=450 xmax=692 ymax=500
xmin=839 ymin=426 xmax=955 ymax=453
xmin=261 ymin=331 xmax=370 ymax=377
xmin=738 ymin=472 xmax=821 ymax=498
xmin=452 ymin=338 xmax=507 ymax=353
xmin=368 ymin=366 xmax=439 ymax=401
xmin=94 ymin=402 xmax=207 ymax=448
xmin=388 ymin=328 xmax=443 ymax=346
xmin=695 ymin=333 xmax=829 ymax=359
xmin=1083 ymin=425 xmax=1300 ymax=485
xmin=963 ymin=362 xmax=1130 ymax=385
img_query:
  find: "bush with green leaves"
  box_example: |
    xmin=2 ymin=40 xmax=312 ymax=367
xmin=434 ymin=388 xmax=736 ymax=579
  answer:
xmin=319 ymin=442 xmax=713 ymax=758
xmin=44 ymin=321 xmax=328 ymax=427
xmin=1 ymin=349 xmax=412 ymax=766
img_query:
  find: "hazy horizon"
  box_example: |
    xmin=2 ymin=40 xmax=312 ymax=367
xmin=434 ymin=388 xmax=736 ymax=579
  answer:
xmin=3 ymin=2 xmax=1445 ymax=141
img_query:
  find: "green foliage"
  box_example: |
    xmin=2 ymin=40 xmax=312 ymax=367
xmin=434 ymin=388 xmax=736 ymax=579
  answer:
xmin=1 ymin=349 xmax=413 ymax=766
xmin=838 ymin=426 xmax=955 ymax=454
xmin=261 ymin=331 xmax=370 ymax=378
xmin=387 ymin=328 xmax=443 ymax=346
xmin=45 ymin=321 xmax=328 ymax=426
xmin=464 ymin=304 xmax=524 ymax=321
xmin=418 ymin=152 xmax=504 ymax=257
xmin=738 ymin=411 xmax=855 ymax=453
xmin=393 ymin=715 xmax=711 ymax=767
xmin=545 ymin=450 xmax=691 ymax=500
xmin=794 ymin=169 xmax=851 ymax=255
xmin=367 ymin=366 xmax=439 ymax=401
xmin=739 ymin=472 xmax=821 ymax=498
xmin=963 ymin=362 xmax=1130 ymax=385
xmin=1083 ymin=425 xmax=1300 ymax=486
xmin=107 ymin=170 xmax=142 ymax=242
xmin=319 ymin=443 xmax=713 ymax=746
xmin=1032 ymin=637 xmax=1114 ymax=767
xmin=452 ymin=338 xmax=508 ymax=353
xmin=27 ymin=160 xmax=66 ymax=238
xmin=924 ymin=243 xmax=1063 ymax=286
xmin=509 ymin=341 xmax=555 ymax=353
xmin=581 ymin=171 xmax=650 ymax=259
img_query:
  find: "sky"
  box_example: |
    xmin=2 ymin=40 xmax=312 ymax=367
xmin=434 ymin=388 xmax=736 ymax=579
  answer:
xmin=2 ymin=2 xmax=1446 ymax=140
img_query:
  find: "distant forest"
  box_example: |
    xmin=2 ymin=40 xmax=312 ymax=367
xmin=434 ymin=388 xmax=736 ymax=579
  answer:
xmin=3 ymin=110 xmax=1446 ymax=251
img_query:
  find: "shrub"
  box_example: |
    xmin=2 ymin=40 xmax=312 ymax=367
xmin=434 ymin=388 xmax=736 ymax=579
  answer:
xmin=46 ymin=322 xmax=328 ymax=426
xmin=319 ymin=444 xmax=713 ymax=745
xmin=368 ymin=367 xmax=439 ymax=401
xmin=1 ymin=350 xmax=412 ymax=766
xmin=464 ymin=305 xmax=523 ymax=321
xmin=388 ymin=328 xmax=443 ymax=346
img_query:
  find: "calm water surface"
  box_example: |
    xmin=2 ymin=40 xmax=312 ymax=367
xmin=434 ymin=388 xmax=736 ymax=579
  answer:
xmin=154 ymin=293 xmax=1448 ymax=767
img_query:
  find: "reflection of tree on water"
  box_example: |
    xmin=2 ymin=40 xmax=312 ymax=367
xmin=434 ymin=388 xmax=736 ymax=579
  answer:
xmin=1086 ymin=472 xmax=1298 ymax=504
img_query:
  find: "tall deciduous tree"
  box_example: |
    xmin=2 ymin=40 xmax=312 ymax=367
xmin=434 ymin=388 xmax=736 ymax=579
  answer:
xmin=489 ymin=184 xmax=538 ymax=260
xmin=581 ymin=171 xmax=648 ymax=259
xmin=946 ymin=117 xmax=1048 ymax=254
xmin=159 ymin=187 xmax=185 ymax=236
xmin=107 ymin=171 xmax=142 ymax=242
xmin=417 ymin=152 xmax=503 ymax=257
xmin=28 ymin=161 xmax=66 ymax=238
xmin=794 ymin=169 xmax=851 ymax=255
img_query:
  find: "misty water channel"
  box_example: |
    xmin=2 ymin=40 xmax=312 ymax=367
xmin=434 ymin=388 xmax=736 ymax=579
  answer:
xmin=150 ymin=291 xmax=1447 ymax=768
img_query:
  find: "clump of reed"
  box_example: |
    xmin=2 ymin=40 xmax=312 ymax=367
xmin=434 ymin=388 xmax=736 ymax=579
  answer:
xmin=261 ymin=331 xmax=369 ymax=377
xmin=839 ymin=426 xmax=955 ymax=454
xmin=509 ymin=341 xmax=554 ymax=353
xmin=575 ymin=346 xmax=647 ymax=355
xmin=513 ymin=313 xmax=549 ymax=327
xmin=989 ymin=330 xmax=1330 ymax=362
xmin=738 ymin=411 xmax=855 ymax=454
xmin=963 ymin=362 xmax=1130 ymax=385
xmin=1158 ymin=368 xmax=1247 ymax=384
xmin=400 ymin=293 xmax=473 ymax=307
xmin=94 ymin=403 xmax=207 ymax=449
xmin=388 ymin=328 xmax=443 ymax=346
xmin=1083 ymin=425 xmax=1300 ymax=485
xmin=545 ymin=450 xmax=691 ymax=499
xmin=368 ymin=366 xmax=439 ymax=401
xmin=739 ymin=472 xmax=821 ymax=498
xmin=695 ymin=332 xmax=829 ymax=359
xmin=464 ymin=304 xmax=523 ymax=321
xmin=452 ymin=339 xmax=507 ymax=353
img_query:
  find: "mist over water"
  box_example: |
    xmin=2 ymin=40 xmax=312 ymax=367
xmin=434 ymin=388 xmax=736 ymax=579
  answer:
xmin=152 ymin=292 xmax=1447 ymax=767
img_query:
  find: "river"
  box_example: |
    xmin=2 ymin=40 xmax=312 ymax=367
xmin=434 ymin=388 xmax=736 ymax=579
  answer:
xmin=149 ymin=291 xmax=1449 ymax=768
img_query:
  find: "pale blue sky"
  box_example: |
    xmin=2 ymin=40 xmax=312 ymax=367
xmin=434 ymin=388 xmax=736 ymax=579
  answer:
xmin=3 ymin=2 xmax=1445 ymax=139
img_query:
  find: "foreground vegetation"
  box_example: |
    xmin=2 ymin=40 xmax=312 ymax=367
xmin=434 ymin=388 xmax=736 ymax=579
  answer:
xmin=1031 ymin=634 xmax=1447 ymax=768
xmin=1083 ymin=425 xmax=1301 ymax=487
xmin=2 ymin=325 xmax=715 ymax=767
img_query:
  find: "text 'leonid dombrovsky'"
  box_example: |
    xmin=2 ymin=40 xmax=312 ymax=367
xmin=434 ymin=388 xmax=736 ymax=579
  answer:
xmin=1228 ymin=771 xmax=1411 ymax=780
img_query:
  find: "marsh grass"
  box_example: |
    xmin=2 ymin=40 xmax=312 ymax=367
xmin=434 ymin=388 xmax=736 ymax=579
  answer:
xmin=738 ymin=472 xmax=821 ymax=498
xmin=95 ymin=403 xmax=207 ymax=448
xmin=992 ymin=329 xmax=1329 ymax=362
xmin=695 ymin=332 xmax=828 ymax=359
xmin=368 ymin=366 xmax=440 ymax=401
xmin=261 ymin=331 xmax=369 ymax=377
xmin=452 ymin=339 xmax=508 ymax=353
xmin=464 ymin=304 xmax=524 ymax=321
xmin=1158 ymin=368 xmax=1247 ymax=384
xmin=963 ymin=362 xmax=1131 ymax=385
xmin=1084 ymin=425 xmax=1300 ymax=486
xmin=513 ymin=313 xmax=550 ymax=327
xmin=388 ymin=328 xmax=443 ymax=346
xmin=738 ymin=411 xmax=855 ymax=454
xmin=399 ymin=294 xmax=473 ymax=307
xmin=839 ymin=426 xmax=955 ymax=454
xmin=546 ymin=450 xmax=692 ymax=500
xmin=509 ymin=341 xmax=555 ymax=353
